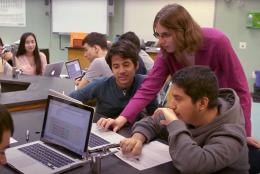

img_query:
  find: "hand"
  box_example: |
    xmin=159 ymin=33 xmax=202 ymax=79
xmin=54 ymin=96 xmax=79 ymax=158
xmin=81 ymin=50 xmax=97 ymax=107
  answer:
xmin=153 ymin=107 xmax=178 ymax=126
xmin=0 ymin=152 xmax=7 ymax=165
xmin=247 ymin=136 xmax=260 ymax=148
xmin=2 ymin=51 xmax=12 ymax=61
xmin=74 ymin=78 xmax=81 ymax=86
xmin=96 ymin=116 xmax=127 ymax=132
xmin=120 ymin=133 xmax=145 ymax=156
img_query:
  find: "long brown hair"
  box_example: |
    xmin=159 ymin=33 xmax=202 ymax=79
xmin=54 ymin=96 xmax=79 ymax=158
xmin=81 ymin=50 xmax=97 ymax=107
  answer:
xmin=153 ymin=4 xmax=203 ymax=58
xmin=16 ymin=32 xmax=42 ymax=75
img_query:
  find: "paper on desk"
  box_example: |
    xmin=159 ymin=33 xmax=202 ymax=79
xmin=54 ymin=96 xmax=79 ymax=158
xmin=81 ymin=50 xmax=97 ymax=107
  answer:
xmin=115 ymin=141 xmax=171 ymax=170
xmin=10 ymin=137 xmax=18 ymax=144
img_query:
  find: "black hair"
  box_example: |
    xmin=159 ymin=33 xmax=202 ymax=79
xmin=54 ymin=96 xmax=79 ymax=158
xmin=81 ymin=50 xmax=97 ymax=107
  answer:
xmin=0 ymin=105 xmax=14 ymax=143
xmin=171 ymin=66 xmax=219 ymax=108
xmin=0 ymin=37 xmax=3 ymax=46
xmin=105 ymin=40 xmax=139 ymax=69
xmin=16 ymin=32 xmax=43 ymax=75
xmin=82 ymin=32 xmax=107 ymax=50
xmin=118 ymin=31 xmax=141 ymax=51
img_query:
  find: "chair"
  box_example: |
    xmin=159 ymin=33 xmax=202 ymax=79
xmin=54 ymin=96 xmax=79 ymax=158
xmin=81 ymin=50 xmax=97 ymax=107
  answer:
xmin=39 ymin=48 xmax=50 ymax=64
xmin=248 ymin=145 xmax=260 ymax=174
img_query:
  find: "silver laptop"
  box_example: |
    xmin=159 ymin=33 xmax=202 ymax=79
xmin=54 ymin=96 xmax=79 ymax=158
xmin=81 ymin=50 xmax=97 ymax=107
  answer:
xmin=47 ymin=89 xmax=122 ymax=152
xmin=65 ymin=59 xmax=84 ymax=80
xmin=43 ymin=62 xmax=64 ymax=77
xmin=6 ymin=95 xmax=123 ymax=174
xmin=6 ymin=95 xmax=94 ymax=174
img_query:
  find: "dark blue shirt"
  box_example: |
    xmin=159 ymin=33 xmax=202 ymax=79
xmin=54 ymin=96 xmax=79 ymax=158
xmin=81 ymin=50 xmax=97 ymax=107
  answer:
xmin=69 ymin=74 xmax=158 ymax=118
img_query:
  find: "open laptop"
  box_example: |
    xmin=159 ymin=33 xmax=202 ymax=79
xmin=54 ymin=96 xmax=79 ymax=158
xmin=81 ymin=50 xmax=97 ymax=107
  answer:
xmin=6 ymin=95 xmax=93 ymax=174
xmin=47 ymin=89 xmax=124 ymax=152
xmin=65 ymin=59 xmax=84 ymax=80
xmin=43 ymin=62 xmax=64 ymax=77
xmin=6 ymin=95 xmax=124 ymax=174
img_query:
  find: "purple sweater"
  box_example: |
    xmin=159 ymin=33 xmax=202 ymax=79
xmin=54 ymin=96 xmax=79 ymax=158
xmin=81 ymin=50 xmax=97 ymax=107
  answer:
xmin=121 ymin=28 xmax=252 ymax=136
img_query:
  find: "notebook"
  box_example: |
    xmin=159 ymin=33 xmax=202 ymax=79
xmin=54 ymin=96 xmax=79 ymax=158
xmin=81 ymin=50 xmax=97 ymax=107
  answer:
xmin=5 ymin=95 xmax=123 ymax=174
xmin=43 ymin=62 xmax=64 ymax=77
xmin=65 ymin=59 xmax=84 ymax=79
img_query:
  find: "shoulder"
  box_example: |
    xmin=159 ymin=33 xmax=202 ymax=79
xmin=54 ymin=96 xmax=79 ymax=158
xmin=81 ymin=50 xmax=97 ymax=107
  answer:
xmin=135 ymin=74 xmax=146 ymax=83
xmin=39 ymin=52 xmax=47 ymax=62
xmin=202 ymin=28 xmax=229 ymax=44
xmin=89 ymin=58 xmax=105 ymax=68
xmin=39 ymin=51 xmax=46 ymax=58
xmin=200 ymin=28 xmax=232 ymax=52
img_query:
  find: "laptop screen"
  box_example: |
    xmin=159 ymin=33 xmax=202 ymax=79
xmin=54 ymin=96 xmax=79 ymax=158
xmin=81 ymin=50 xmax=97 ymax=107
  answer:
xmin=42 ymin=96 xmax=93 ymax=156
xmin=66 ymin=60 xmax=82 ymax=79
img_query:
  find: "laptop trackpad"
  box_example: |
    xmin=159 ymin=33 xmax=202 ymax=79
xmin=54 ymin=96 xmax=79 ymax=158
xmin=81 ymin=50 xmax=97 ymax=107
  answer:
xmin=11 ymin=155 xmax=37 ymax=168
xmin=10 ymin=155 xmax=51 ymax=173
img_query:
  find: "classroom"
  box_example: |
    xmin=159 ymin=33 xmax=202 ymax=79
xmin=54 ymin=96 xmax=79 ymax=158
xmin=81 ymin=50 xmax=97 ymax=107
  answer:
xmin=0 ymin=0 xmax=260 ymax=173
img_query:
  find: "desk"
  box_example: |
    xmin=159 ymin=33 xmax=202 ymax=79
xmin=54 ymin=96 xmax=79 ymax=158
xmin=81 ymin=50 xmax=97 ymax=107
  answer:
xmin=0 ymin=74 xmax=75 ymax=112
xmin=0 ymin=109 xmax=175 ymax=174
xmin=67 ymin=47 xmax=90 ymax=69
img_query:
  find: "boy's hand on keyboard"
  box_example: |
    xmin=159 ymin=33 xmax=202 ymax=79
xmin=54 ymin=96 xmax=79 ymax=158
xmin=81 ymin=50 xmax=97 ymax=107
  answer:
xmin=97 ymin=116 xmax=127 ymax=132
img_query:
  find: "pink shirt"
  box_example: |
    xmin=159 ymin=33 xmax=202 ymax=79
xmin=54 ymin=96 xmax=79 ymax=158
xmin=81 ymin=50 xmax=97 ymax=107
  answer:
xmin=121 ymin=28 xmax=252 ymax=136
xmin=15 ymin=52 xmax=47 ymax=75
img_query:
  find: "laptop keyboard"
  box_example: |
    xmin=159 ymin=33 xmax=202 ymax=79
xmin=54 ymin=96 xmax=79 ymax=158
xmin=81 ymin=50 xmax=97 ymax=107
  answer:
xmin=89 ymin=133 xmax=110 ymax=148
xmin=18 ymin=143 xmax=75 ymax=170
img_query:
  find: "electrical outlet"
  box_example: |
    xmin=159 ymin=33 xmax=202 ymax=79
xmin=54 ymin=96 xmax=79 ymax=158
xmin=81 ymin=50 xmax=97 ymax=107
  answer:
xmin=252 ymin=71 xmax=256 ymax=79
xmin=239 ymin=42 xmax=247 ymax=49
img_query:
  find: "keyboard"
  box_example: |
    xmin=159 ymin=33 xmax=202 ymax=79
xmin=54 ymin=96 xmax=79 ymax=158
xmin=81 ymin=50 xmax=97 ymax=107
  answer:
xmin=88 ymin=133 xmax=110 ymax=148
xmin=18 ymin=143 xmax=74 ymax=170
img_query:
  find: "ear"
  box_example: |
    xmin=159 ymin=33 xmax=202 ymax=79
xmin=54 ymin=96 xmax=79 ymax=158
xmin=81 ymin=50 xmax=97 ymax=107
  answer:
xmin=197 ymin=96 xmax=209 ymax=111
xmin=93 ymin=45 xmax=100 ymax=53
xmin=135 ymin=61 xmax=139 ymax=71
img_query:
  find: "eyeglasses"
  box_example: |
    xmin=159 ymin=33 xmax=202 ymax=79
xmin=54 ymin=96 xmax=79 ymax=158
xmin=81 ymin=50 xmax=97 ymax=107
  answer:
xmin=153 ymin=32 xmax=172 ymax=39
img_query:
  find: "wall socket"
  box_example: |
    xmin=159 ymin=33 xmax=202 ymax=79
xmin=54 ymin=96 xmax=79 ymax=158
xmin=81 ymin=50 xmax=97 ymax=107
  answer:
xmin=239 ymin=42 xmax=247 ymax=49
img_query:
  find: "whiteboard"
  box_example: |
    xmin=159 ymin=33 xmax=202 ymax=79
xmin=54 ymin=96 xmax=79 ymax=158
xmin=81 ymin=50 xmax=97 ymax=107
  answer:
xmin=52 ymin=0 xmax=108 ymax=34
xmin=124 ymin=0 xmax=215 ymax=41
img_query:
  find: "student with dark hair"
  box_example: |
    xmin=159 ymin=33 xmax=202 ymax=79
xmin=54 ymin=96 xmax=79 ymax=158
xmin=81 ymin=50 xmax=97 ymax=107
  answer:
xmin=70 ymin=40 xmax=158 ymax=121
xmin=75 ymin=32 xmax=112 ymax=89
xmin=15 ymin=32 xmax=47 ymax=75
xmin=98 ymin=4 xmax=259 ymax=149
xmin=0 ymin=37 xmax=12 ymax=73
xmin=120 ymin=66 xmax=249 ymax=174
xmin=119 ymin=31 xmax=154 ymax=73
xmin=0 ymin=105 xmax=14 ymax=165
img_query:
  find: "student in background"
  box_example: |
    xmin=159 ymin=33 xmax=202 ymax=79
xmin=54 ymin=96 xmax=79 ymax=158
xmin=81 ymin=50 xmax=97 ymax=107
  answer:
xmin=15 ymin=32 xmax=47 ymax=75
xmin=0 ymin=104 xmax=14 ymax=165
xmin=98 ymin=4 xmax=259 ymax=149
xmin=75 ymin=32 xmax=112 ymax=89
xmin=119 ymin=31 xmax=154 ymax=73
xmin=120 ymin=66 xmax=249 ymax=174
xmin=0 ymin=38 xmax=12 ymax=73
xmin=70 ymin=40 xmax=158 ymax=122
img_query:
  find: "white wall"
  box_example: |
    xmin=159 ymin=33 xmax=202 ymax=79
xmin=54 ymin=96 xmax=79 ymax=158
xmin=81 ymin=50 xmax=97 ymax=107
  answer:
xmin=124 ymin=0 xmax=215 ymax=41
xmin=52 ymin=0 xmax=108 ymax=34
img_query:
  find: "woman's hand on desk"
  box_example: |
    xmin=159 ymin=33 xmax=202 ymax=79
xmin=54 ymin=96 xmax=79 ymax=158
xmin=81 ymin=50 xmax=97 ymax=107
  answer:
xmin=120 ymin=133 xmax=146 ymax=156
xmin=96 ymin=116 xmax=127 ymax=132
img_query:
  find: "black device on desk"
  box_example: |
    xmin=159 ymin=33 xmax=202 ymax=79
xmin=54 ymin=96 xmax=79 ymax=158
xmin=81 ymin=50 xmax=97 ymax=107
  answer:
xmin=145 ymin=41 xmax=156 ymax=47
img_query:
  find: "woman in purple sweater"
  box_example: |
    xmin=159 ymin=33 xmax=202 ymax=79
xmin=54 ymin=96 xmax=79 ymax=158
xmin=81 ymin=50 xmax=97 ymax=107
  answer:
xmin=97 ymin=3 xmax=260 ymax=148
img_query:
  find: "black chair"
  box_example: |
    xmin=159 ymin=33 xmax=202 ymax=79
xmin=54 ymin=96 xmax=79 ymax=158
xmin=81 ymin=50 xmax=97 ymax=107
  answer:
xmin=39 ymin=48 xmax=50 ymax=64
xmin=248 ymin=145 xmax=260 ymax=174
